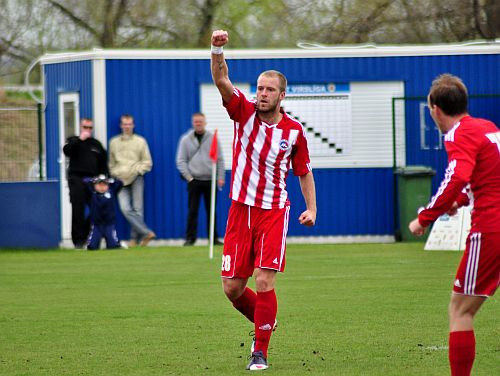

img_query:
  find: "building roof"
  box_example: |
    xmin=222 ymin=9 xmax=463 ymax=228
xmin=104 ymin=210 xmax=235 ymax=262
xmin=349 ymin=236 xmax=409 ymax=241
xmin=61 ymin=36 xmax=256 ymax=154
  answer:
xmin=39 ymin=40 xmax=500 ymax=64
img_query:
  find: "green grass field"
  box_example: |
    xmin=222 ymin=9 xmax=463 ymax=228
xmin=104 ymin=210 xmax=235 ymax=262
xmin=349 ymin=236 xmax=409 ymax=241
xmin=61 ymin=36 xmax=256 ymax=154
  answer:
xmin=0 ymin=243 xmax=498 ymax=375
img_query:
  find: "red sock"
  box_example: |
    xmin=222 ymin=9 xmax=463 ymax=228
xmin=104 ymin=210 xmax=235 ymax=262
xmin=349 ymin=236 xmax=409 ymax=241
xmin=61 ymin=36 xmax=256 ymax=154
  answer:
xmin=232 ymin=287 xmax=257 ymax=323
xmin=449 ymin=330 xmax=475 ymax=376
xmin=254 ymin=289 xmax=277 ymax=358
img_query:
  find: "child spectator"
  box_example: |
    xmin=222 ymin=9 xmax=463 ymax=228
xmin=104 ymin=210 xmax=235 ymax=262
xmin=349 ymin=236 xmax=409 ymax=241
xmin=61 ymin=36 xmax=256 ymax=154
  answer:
xmin=84 ymin=174 xmax=123 ymax=250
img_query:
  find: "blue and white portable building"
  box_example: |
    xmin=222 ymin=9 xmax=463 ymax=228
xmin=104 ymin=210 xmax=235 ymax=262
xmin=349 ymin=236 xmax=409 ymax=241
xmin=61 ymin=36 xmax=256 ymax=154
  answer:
xmin=5 ymin=42 xmax=499 ymax=248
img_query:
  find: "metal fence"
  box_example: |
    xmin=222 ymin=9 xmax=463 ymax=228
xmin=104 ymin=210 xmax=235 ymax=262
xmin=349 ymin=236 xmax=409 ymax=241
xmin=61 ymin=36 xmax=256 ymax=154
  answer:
xmin=0 ymin=103 xmax=44 ymax=182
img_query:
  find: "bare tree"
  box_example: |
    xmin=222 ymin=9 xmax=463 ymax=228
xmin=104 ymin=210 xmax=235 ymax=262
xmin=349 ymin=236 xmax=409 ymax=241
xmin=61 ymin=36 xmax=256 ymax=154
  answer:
xmin=47 ymin=0 xmax=129 ymax=47
xmin=0 ymin=0 xmax=37 ymax=65
xmin=195 ymin=0 xmax=224 ymax=47
xmin=1 ymin=0 xmax=498 ymax=84
xmin=473 ymin=0 xmax=500 ymax=40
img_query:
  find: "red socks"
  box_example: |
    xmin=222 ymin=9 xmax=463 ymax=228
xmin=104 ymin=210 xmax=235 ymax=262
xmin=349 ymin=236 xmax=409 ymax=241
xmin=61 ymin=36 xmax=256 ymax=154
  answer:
xmin=254 ymin=289 xmax=277 ymax=358
xmin=232 ymin=287 xmax=257 ymax=323
xmin=449 ymin=330 xmax=475 ymax=376
xmin=231 ymin=288 xmax=278 ymax=358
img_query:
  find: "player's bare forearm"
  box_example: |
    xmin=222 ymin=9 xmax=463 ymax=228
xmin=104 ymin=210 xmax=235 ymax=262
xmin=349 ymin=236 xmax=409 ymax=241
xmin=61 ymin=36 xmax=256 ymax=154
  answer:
xmin=299 ymin=172 xmax=316 ymax=211
xmin=211 ymin=30 xmax=233 ymax=103
xmin=211 ymin=54 xmax=233 ymax=102
xmin=298 ymin=172 xmax=317 ymax=226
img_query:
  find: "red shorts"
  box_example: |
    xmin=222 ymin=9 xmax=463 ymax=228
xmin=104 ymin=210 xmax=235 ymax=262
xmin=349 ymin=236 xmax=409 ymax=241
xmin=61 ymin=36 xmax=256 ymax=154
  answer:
xmin=221 ymin=201 xmax=290 ymax=278
xmin=453 ymin=232 xmax=500 ymax=297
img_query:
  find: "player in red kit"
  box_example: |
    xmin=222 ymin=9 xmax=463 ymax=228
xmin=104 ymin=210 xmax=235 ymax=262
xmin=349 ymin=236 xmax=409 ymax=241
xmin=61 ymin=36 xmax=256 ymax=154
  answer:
xmin=211 ymin=30 xmax=317 ymax=371
xmin=409 ymin=74 xmax=500 ymax=376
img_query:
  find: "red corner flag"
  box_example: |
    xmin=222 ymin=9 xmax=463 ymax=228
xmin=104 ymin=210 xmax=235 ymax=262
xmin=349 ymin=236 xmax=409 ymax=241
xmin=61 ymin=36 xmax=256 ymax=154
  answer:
xmin=209 ymin=129 xmax=218 ymax=163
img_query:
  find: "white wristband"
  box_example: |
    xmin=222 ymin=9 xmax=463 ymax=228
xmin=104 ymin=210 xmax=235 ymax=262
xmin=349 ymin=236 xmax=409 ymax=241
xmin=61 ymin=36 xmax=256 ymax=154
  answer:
xmin=211 ymin=45 xmax=223 ymax=55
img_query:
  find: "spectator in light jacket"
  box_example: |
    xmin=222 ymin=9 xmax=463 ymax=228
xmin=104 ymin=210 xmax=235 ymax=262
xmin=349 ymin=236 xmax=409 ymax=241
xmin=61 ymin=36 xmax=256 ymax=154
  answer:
xmin=109 ymin=114 xmax=155 ymax=247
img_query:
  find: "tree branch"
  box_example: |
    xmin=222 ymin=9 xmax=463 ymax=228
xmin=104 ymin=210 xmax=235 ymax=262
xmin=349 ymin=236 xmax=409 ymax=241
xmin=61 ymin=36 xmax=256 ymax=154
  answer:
xmin=47 ymin=0 xmax=98 ymax=38
xmin=196 ymin=0 xmax=223 ymax=47
xmin=127 ymin=17 xmax=181 ymax=41
xmin=0 ymin=36 xmax=34 ymax=63
xmin=112 ymin=0 xmax=128 ymax=37
xmin=472 ymin=0 xmax=486 ymax=39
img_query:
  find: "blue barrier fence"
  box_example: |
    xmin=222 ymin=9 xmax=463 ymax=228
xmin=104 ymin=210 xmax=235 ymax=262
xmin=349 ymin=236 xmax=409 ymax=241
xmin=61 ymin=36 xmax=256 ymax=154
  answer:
xmin=0 ymin=181 xmax=59 ymax=248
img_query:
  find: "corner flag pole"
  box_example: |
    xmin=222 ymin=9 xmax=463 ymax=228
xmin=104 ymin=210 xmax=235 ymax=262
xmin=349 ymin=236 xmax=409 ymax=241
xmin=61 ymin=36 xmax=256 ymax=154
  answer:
xmin=208 ymin=129 xmax=218 ymax=259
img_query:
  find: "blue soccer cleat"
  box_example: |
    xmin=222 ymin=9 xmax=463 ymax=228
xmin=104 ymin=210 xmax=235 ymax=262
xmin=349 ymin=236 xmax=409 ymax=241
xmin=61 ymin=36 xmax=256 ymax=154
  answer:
xmin=246 ymin=351 xmax=268 ymax=371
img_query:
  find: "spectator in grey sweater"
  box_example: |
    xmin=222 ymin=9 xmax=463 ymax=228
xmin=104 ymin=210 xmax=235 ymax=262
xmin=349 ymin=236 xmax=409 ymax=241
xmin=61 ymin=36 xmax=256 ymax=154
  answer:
xmin=176 ymin=112 xmax=225 ymax=246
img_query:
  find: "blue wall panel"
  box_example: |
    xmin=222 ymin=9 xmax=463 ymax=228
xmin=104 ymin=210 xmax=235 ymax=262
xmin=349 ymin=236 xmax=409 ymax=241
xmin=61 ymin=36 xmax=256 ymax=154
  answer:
xmin=0 ymin=181 xmax=59 ymax=248
xmin=104 ymin=53 xmax=498 ymax=239
xmin=44 ymin=60 xmax=93 ymax=181
xmin=401 ymin=54 xmax=500 ymax=192
xmin=37 ymin=52 xmax=498 ymax=243
xmin=42 ymin=61 xmax=93 ymax=245
xmin=286 ymin=168 xmax=394 ymax=236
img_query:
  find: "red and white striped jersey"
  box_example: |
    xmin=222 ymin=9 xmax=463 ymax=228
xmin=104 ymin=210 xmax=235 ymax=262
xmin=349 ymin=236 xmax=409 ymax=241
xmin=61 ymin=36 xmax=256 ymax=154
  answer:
xmin=223 ymin=87 xmax=312 ymax=209
xmin=418 ymin=115 xmax=500 ymax=232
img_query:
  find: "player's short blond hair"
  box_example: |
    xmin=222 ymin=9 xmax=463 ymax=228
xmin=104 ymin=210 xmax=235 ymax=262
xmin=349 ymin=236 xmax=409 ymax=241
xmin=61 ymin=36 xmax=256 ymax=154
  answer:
xmin=258 ymin=70 xmax=287 ymax=93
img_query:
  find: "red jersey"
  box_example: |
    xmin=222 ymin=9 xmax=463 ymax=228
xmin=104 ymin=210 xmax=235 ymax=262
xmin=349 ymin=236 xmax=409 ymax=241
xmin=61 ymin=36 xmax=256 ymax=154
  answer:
xmin=419 ymin=115 xmax=500 ymax=233
xmin=224 ymin=88 xmax=312 ymax=209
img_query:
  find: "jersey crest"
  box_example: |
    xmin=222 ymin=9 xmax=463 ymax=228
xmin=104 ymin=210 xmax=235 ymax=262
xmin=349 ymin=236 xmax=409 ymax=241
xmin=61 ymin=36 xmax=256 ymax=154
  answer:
xmin=279 ymin=139 xmax=290 ymax=151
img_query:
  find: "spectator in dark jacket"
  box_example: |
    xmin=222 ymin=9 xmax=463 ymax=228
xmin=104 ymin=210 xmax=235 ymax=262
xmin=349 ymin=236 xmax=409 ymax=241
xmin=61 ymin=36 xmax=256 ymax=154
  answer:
xmin=63 ymin=118 xmax=108 ymax=248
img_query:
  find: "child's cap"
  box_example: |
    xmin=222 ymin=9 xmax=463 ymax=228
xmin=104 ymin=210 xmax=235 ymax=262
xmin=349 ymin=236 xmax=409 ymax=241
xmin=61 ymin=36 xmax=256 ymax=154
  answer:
xmin=92 ymin=174 xmax=110 ymax=184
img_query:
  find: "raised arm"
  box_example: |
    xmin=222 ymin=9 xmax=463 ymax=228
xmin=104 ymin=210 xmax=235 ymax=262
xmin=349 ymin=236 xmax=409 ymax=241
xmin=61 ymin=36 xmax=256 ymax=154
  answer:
xmin=211 ymin=30 xmax=233 ymax=103
xmin=62 ymin=136 xmax=80 ymax=156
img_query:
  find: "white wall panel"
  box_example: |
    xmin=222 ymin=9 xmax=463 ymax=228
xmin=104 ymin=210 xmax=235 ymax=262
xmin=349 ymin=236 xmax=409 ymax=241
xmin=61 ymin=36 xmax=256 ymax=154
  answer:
xmin=310 ymin=81 xmax=405 ymax=168
xmin=201 ymin=81 xmax=405 ymax=169
xmin=201 ymin=83 xmax=250 ymax=170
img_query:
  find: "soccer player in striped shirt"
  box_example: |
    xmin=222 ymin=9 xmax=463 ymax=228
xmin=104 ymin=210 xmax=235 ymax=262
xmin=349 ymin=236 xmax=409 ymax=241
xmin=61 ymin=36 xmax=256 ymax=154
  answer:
xmin=409 ymin=74 xmax=500 ymax=376
xmin=211 ymin=30 xmax=317 ymax=371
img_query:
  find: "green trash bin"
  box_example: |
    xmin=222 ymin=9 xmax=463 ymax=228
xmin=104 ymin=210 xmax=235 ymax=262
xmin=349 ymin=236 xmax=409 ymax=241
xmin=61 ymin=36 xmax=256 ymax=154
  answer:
xmin=395 ymin=166 xmax=436 ymax=241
